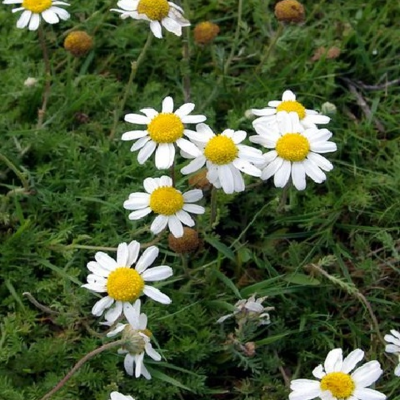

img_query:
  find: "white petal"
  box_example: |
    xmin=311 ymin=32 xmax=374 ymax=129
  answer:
xmin=136 ymin=246 xmax=159 ymax=274
xmin=161 ymin=16 xmax=182 ymax=36
xmin=324 ymin=348 xmax=343 ymax=373
xmin=16 ymin=10 xmax=31 ymax=29
xmin=168 ymin=214 xmax=184 ymax=237
xmin=145 ymin=343 xmax=162 ymax=361
xmin=232 ymin=158 xmax=261 ymax=177
xmin=282 ymin=90 xmax=296 ymax=101
xmin=41 ymin=9 xmax=59 ymax=24
xmin=124 ymin=113 xmax=150 ymax=125
xmin=353 ymin=388 xmax=386 ymax=400
xmin=143 ymin=285 xmax=171 ymax=304
xmin=124 ymin=353 xmax=135 ymax=376
xmin=174 ymin=103 xmax=194 ymax=117
xmin=176 ymin=138 xmax=202 ymax=157
xmin=261 ymin=157 xmax=283 ymax=180
xmin=385 ymin=344 xmax=400 ymax=353
xmin=310 ymin=141 xmax=337 ymax=154
xmin=95 ymin=252 xmax=117 ymax=270
xmin=143 ymin=177 xmax=158 ymax=193
xmin=181 ymin=115 xmax=206 ymax=124
xmin=159 ymin=175 xmax=172 ymax=186
xmin=218 ymin=164 xmax=235 ymax=194
xmin=127 ymin=208 xmax=152 ymax=220
xmin=155 ymin=143 xmax=174 ymax=169
xmin=304 ymin=128 xmax=332 ymax=143
xmin=351 ymin=361 xmax=382 ymax=388
xmin=91 ymin=296 xmax=114 ymax=316
xmin=183 ymin=189 xmax=203 ymax=202
xmin=162 ymin=97 xmax=174 ymax=113
xmin=121 ymin=130 xmax=148 ymax=141
xmin=138 ymin=141 xmax=157 ymax=164
xmin=117 ymin=242 xmax=129 ymax=266
xmin=123 ymin=301 xmax=140 ymax=328
xmin=181 ymin=156 xmax=206 ymax=174
xmin=124 ymin=193 xmax=150 ymax=209
xmin=307 ymin=152 xmax=333 ymax=172
xmin=104 ymin=301 xmax=123 ymax=323
xmin=273 ymin=160 xmax=291 ymax=188
xmin=394 ymin=363 xmax=400 ymax=376
xmin=182 ymin=203 xmax=205 ymax=214
xmin=142 ymin=266 xmax=173 ymax=281
xmin=150 ymin=20 xmax=162 ymax=38
xmin=312 ymin=364 xmax=326 ymax=379
xmin=28 ymin=13 xmax=40 ymax=30
xmin=175 ymin=210 xmax=195 ymax=226
xmin=342 ymin=349 xmax=364 ymax=373
xmin=304 ymin=114 xmax=330 ymax=125
xmin=87 ymin=261 xmax=109 ymax=278
xmin=150 ymin=215 xmax=168 ymax=234
xmin=303 ymin=159 xmax=326 ymax=183
xmin=130 ymin=136 xmax=151 ymax=152
xmin=291 ymin=162 xmax=306 ymax=190
xmin=140 ymin=107 xmax=158 ymax=119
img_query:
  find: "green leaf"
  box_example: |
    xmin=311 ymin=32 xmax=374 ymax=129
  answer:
xmin=204 ymin=236 xmax=235 ymax=261
xmin=211 ymin=268 xmax=241 ymax=298
xmin=283 ymin=273 xmax=321 ymax=286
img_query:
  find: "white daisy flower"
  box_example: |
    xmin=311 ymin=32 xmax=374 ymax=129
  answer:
xmin=3 ymin=0 xmax=70 ymax=31
xmin=384 ymin=329 xmax=400 ymax=376
xmin=110 ymin=392 xmax=135 ymax=400
xmin=121 ymin=96 xmax=205 ymax=169
xmin=107 ymin=300 xmax=161 ymax=380
xmin=111 ymin=0 xmax=190 ymax=39
xmin=250 ymin=112 xmax=336 ymax=191
xmin=82 ymin=240 xmax=173 ymax=323
xmin=123 ymin=176 xmax=205 ymax=238
xmin=252 ymin=89 xmax=330 ymax=129
xmin=180 ymin=123 xmax=264 ymax=194
xmin=289 ymin=348 xmax=386 ymax=400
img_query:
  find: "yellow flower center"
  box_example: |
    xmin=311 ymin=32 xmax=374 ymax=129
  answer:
xmin=276 ymin=133 xmax=310 ymax=162
xmin=106 ymin=267 xmax=144 ymax=302
xmin=22 ymin=0 xmax=52 ymax=13
xmin=147 ymin=113 xmax=184 ymax=143
xmin=320 ymin=372 xmax=355 ymax=399
xmin=150 ymin=187 xmax=184 ymax=215
xmin=137 ymin=0 xmax=170 ymax=21
xmin=204 ymin=135 xmax=238 ymax=165
xmin=276 ymin=100 xmax=306 ymax=120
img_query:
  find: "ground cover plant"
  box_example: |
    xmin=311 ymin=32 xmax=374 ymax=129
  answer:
xmin=1 ymin=0 xmax=400 ymax=399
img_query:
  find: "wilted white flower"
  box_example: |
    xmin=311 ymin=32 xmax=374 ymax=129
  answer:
xmin=385 ymin=329 xmax=400 ymax=376
xmin=217 ymin=294 xmax=273 ymax=325
xmin=289 ymin=348 xmax=386 ymax=400
xmin=111 ymin=0 xmax=190 ymax=39
xmin=107 ymin=300 xmax=161 ymax=380
xmin=109 ymin=392 xmax=135 ymax=400
xmin=24 ymin=77 xmax=38 ymax=87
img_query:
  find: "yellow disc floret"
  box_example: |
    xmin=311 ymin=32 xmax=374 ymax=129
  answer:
xmin=193 ymin=21 xmax=220 ymax=45
xmin=22 ymin=0 xmax=52 ymax=13
xmin=276 ymin=133 xmax=310 ymax=162
xmin=204 ymin=135 xmax=238 ymax=165
xmin=64 ymin=31 xmax=94 ymax=57
xmin=276 ymin=100 xmax=306 ymax=120
xmin=150 ymin=187 xmax=184 ymax=215
xmin=147 ymin=113 xmax=184 ymax=143
xmin=320 ymin=372 xmax=355 ymax=399
xmin=107 ymin=267 xmax=144 ymax=302
xmin=137 ymin=0 xmax=170 ymax=21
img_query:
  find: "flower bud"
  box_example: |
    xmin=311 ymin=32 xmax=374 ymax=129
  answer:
xmin=168 ymin=227 xmax=200 ymax=254
xmin=193 ymin=21 xmax=220 ymax=45
xmin=274 ymin=0 xmax=305 ymax=23
xmin=64 ymin=30 xmax=94 ymax=57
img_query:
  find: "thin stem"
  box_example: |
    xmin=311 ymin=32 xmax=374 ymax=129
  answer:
xmin=277 ymin=181 xmax=290 ymax=213
xmin=210 ymin=186 xmax=218 ymax=227
xmin=39 ymin=340 xmax=125 ymax=400
xmin=109 ymin=32 xmax=153 ymax=139
xmin=200 ymin=0 xmax=243 ymax=111
xmin=182 ymin=0 xmax=191 ymax=102
xmin=37 ymin=26 xmax=52 ymax=129
xmin=0 ymin=152 xmax=29 ymax=191
xmin=23 ymin=292 xmax=59 ymax=315
xmin=255 ymin=23 xmax=284 ymax=74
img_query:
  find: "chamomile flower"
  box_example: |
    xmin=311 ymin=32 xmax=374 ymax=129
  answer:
xmin=123 ymin=176 xmax=205 ymax=238
xmin=82 ymin=240 xmax=173 ymax=323
xmin=180 ymin=123 xmax=264 ymax=194
xmin=3 ymin=0 xmax=70 ymax=31
xmin=107 ymin=300 xmax=161 ymax=380
xmin=289 ymin=348 xmax=386 ymax=400
xmin=384 ymin=329 xmax=400 ymax=376
xmin=110 ymin=392 xmax=135 ymax=400
xmin=121 ymin=96 xmax=205 ymax=169
xmin=111 ymin=0 xmax=190 ymax=39
xmin=250 ymin=112 xmax=336 ymax=190
xmin=252 ymin=90 xmax=330 ymax=129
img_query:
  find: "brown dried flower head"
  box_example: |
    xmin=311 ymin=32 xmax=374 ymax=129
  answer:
xmin=64 ymin=31 xmax=94 ymax=57
xmin=188 ymin=169 xmax=212 ymax=190
xmin=274 ymin=0 xmax=305 ymax=23
xmin=193 ymin=21 xmax=220 ymax=45
xmin=168 ymin=227 xmax=200 ymax=254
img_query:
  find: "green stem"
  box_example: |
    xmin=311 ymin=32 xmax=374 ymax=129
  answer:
xmin=39 ymin=340 xmax=125 ymax=400
xmin=109 ymin=32 xmax=153 ymax=139
xmin=200 ymin=0 xmax=243 ymax=111
xmin=210 ymin=186 xmax=218 ymax=226
xmin=37 ymin=25 xmax=51 ymax=129
xmin=255 ymin=23 xmax=284 ymax=74
xmin=182 ymin=0 xmax=191 ymax=102
xmin=0 ymin=152 xmax=29 ymax=191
